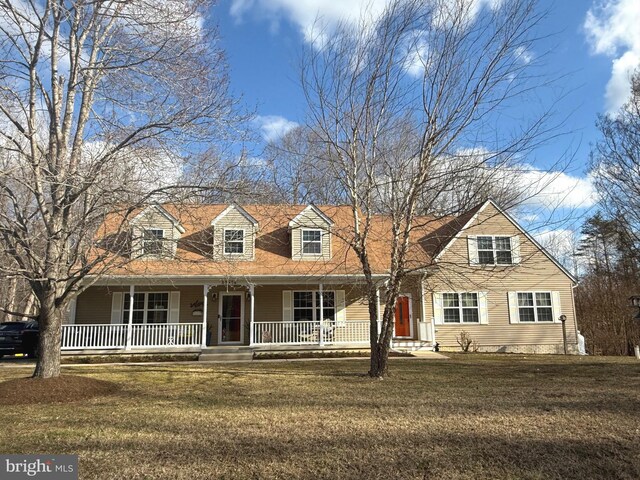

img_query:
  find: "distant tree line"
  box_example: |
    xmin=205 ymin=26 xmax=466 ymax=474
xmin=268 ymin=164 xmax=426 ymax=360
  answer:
xmin=575 ymin=71 xmax=640 ymax=355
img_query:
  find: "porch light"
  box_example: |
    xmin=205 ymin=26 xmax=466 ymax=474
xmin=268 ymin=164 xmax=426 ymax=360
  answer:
xmin=192 ymin=309 xmax=203 ymax=317
xmin=246 ymin=291 xmax=251 ymax=299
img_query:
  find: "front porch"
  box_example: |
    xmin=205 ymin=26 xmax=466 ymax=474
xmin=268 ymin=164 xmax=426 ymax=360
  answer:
xmin=66 ymin=278 xmax=435 ymax=354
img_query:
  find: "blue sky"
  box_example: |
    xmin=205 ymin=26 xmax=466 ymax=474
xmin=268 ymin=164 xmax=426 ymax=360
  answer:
xmin=211 ymin=0 xmax=639 ymax=248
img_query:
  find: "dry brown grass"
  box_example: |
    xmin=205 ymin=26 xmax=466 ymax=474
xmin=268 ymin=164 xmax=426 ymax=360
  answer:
xmin=0 ymin=354 xmax=639 ymax=479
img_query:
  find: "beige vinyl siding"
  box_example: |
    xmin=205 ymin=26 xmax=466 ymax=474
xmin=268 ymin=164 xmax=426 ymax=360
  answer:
xmin=212 ymin=207 xmax=256 ymax=260
xmin=428 ymin=203 xmax=577 ymax=349
xmin=290 ymin=208 xmax=331 ymax=260
xmin=131 ymin=209 xmax=181 ymax=258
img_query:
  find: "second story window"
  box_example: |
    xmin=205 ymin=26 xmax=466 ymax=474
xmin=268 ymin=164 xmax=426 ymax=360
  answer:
xmin=477 ymin=236 xmax=512 ymax=265
xmin=224 ymin=229 xmax=244 ymax=254
xmin=302 ymin=229 xmax=322 ymax=254
xmin=143 ymin=229 xmax=164 ymax=256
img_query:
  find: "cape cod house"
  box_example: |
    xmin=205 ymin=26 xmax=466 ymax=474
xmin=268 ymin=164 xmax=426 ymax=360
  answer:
xmin=63 ymin=200 xmax=579 ymax=358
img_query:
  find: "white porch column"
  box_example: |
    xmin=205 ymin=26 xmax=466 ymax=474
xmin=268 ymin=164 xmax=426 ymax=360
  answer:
xmin=201 ymin=284 xmax=209 ymax=348
xmin=375 ymin=287 xmax=382 ymax=337
xmin=125 ymin=285 xmax=134 ymax=350
xmin=249 ymin=284 xmax=255 ymax=346
xmin=318 ymin=283 xmax=324 ymax=346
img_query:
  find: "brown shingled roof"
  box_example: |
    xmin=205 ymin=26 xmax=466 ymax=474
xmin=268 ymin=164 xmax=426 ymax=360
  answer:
xmin=97 ymin=203 xmax=473 ymax=277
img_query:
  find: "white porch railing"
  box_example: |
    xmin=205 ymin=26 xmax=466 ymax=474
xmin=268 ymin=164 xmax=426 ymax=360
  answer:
xmin=61 ymin=323 xmax=202 ymax=350
xmin=252 ymin=320 xmax=370 ymax=346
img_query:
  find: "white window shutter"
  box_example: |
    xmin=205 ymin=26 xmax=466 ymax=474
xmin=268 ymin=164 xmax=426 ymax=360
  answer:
xmin=478 ymin=292 xmax=489 ymax=324
xmin=282 ymin=290 xmax=293 ymax=322
xmin=433 ymin=293 xmax=444 ymax=325
xmin=511 ymin=235 xmax=521 ymax=264
xmin=335 ymin=290 xmax=346 ymax=326
xmin=551 ymin=291 xmax=562 ymax=323
xmin=111 ymin=292 xmax=123 ymax=324
xmin=169 ymin=291 xmax=181 ymax=323
xmin=468 ymin=236 xmax=479 ymax=265
xmin=508 ymin=292 xmax=519 ymax=324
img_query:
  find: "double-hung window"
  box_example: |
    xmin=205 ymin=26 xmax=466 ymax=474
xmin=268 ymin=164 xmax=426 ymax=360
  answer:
xmin=302 ymin=229 xmax=322 ymax=255
xmin=517 ymin=292 xmax=553 ymax=322
xmin=143 ymin=229 xmax=165 ymax=256
xmin=293 ymin=291 xmax=336 ymax=322
xmin=477 ymin=236 xmax=513 ymax=265
xmin=224 ymin=229 xmax=244 ymax=254
xmin=442 ymin=293 xmax=480 ymax=323
xmin=123 ymin=292 xmax=169 ymax=324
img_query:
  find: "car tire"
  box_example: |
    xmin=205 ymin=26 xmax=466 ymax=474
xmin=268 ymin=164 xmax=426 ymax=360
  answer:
xmin=27 ymin=348 xmax=38 ymax=359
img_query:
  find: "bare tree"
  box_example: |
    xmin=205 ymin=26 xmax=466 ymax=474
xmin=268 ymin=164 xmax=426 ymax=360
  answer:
xmin=590 ymin=69 xmax=640 ymax=256
xmin=0 ymin=0 xmax=243 ymax=378
xmin=301 ymin=0 xmax=562 ymax=377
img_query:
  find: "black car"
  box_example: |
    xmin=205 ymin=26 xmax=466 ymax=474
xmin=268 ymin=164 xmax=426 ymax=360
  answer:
xmin=0 ymin=321 xmax=39 ymax=358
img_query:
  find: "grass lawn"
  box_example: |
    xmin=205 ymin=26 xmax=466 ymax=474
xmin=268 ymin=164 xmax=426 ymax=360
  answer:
xmin=1 ymin=354 xmax=639 ymax=479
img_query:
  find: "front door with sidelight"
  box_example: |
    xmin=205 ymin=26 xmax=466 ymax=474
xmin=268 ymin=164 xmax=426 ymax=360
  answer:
xmin=219 ymin=293 xmax=244 ymax=344
xmin=394 ymin=295 xmax=412 ymax=337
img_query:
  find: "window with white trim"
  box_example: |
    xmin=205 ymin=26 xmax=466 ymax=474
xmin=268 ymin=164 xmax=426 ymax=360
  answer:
xmin=123 ymin=292 xmax=169 ymax=324
xmin=143 ymin=229 xmax=165 ymax=256
xmin=443 ymin=293 xmax=480 ymax=323
xmin=477 ymin=236 xmax=513 ymax=265
xmin=293 ymin=291 xmax=335 ymax=322
xmin=224 ymin=229 xmax=245 ymax=254
xmin=517 ymin=292 xmax=553 ymax=322
xmin=302 ymin=229 xmax=322 ymax=255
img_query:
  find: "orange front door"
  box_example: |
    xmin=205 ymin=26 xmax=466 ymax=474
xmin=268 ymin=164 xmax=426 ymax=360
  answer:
xmin=394 ymin=296 xmax=411 ymax=337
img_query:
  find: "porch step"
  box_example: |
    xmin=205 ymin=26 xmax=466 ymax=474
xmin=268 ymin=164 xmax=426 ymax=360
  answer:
xmin=199 ymin=346 xmax=254 ymax=362
xmin=392 ymin=340 xmax=433 ymax=352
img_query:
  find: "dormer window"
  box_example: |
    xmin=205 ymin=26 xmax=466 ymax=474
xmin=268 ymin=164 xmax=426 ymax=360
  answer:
xmin=302 ymin=229 xmax=322 ymax=255
xmin=477 ymin=236 xmax=512 ymax=265
xmin=224 ymin=229 xmax=245 ymax=254
xmin=143 ymin=229 xmax=165 ymax=256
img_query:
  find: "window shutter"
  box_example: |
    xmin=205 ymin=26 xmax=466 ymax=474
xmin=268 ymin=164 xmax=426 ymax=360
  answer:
xmin=335 ymin=290 xmax=346 ymax=326
xmin=111 ymin=292 xmax=123 ymax=324
xmin=282 ymin=290 xmax=293 ymax=322
xmin=169 ymin=291 xmax=181 ymax=323
xmin=508 ymin=292 xmax=519 ymax=324
xmin=468 ymin=236 xmax=479 ymax=265
xmin=478 ymin=292 xmax=489 ymax=324
xmin=551 ymin=291 xmax=562 ymax=323
xmin=433 ymin=293 xmax=444 ymax=325
xmin=511 ymin=235 xmax=521 ymax=264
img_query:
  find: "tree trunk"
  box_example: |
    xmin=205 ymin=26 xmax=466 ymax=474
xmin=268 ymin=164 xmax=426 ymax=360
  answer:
xmin=369 ymin=290 xmax=395 ymax=378
xmin=32 ymin=292 xmax=63 ymax=379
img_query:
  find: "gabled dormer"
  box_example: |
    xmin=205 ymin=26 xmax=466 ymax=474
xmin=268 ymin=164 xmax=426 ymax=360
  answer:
xmin=131 ymin=204 xmax=185 ymax=259
xmin=289 ymin=204 xmax=333 ymax=260
xmin=211 ymin=203 xmax=258 ymax=260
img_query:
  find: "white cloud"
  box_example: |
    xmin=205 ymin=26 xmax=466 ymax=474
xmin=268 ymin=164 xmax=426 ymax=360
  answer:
xmin=584 ymin=0 xmax=640 ymax=113
xmin=254 ymin=115 xmax=299 ymax=142
xmin=230 ymin=0 xmax=504 ymax=47
xmin=230 ymin=0 xmax=388 ymax=44
xmin=514 ymin=46 xmax=533 ymax=64
xmin=517 ymin=167 xmax=597 ymax=210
